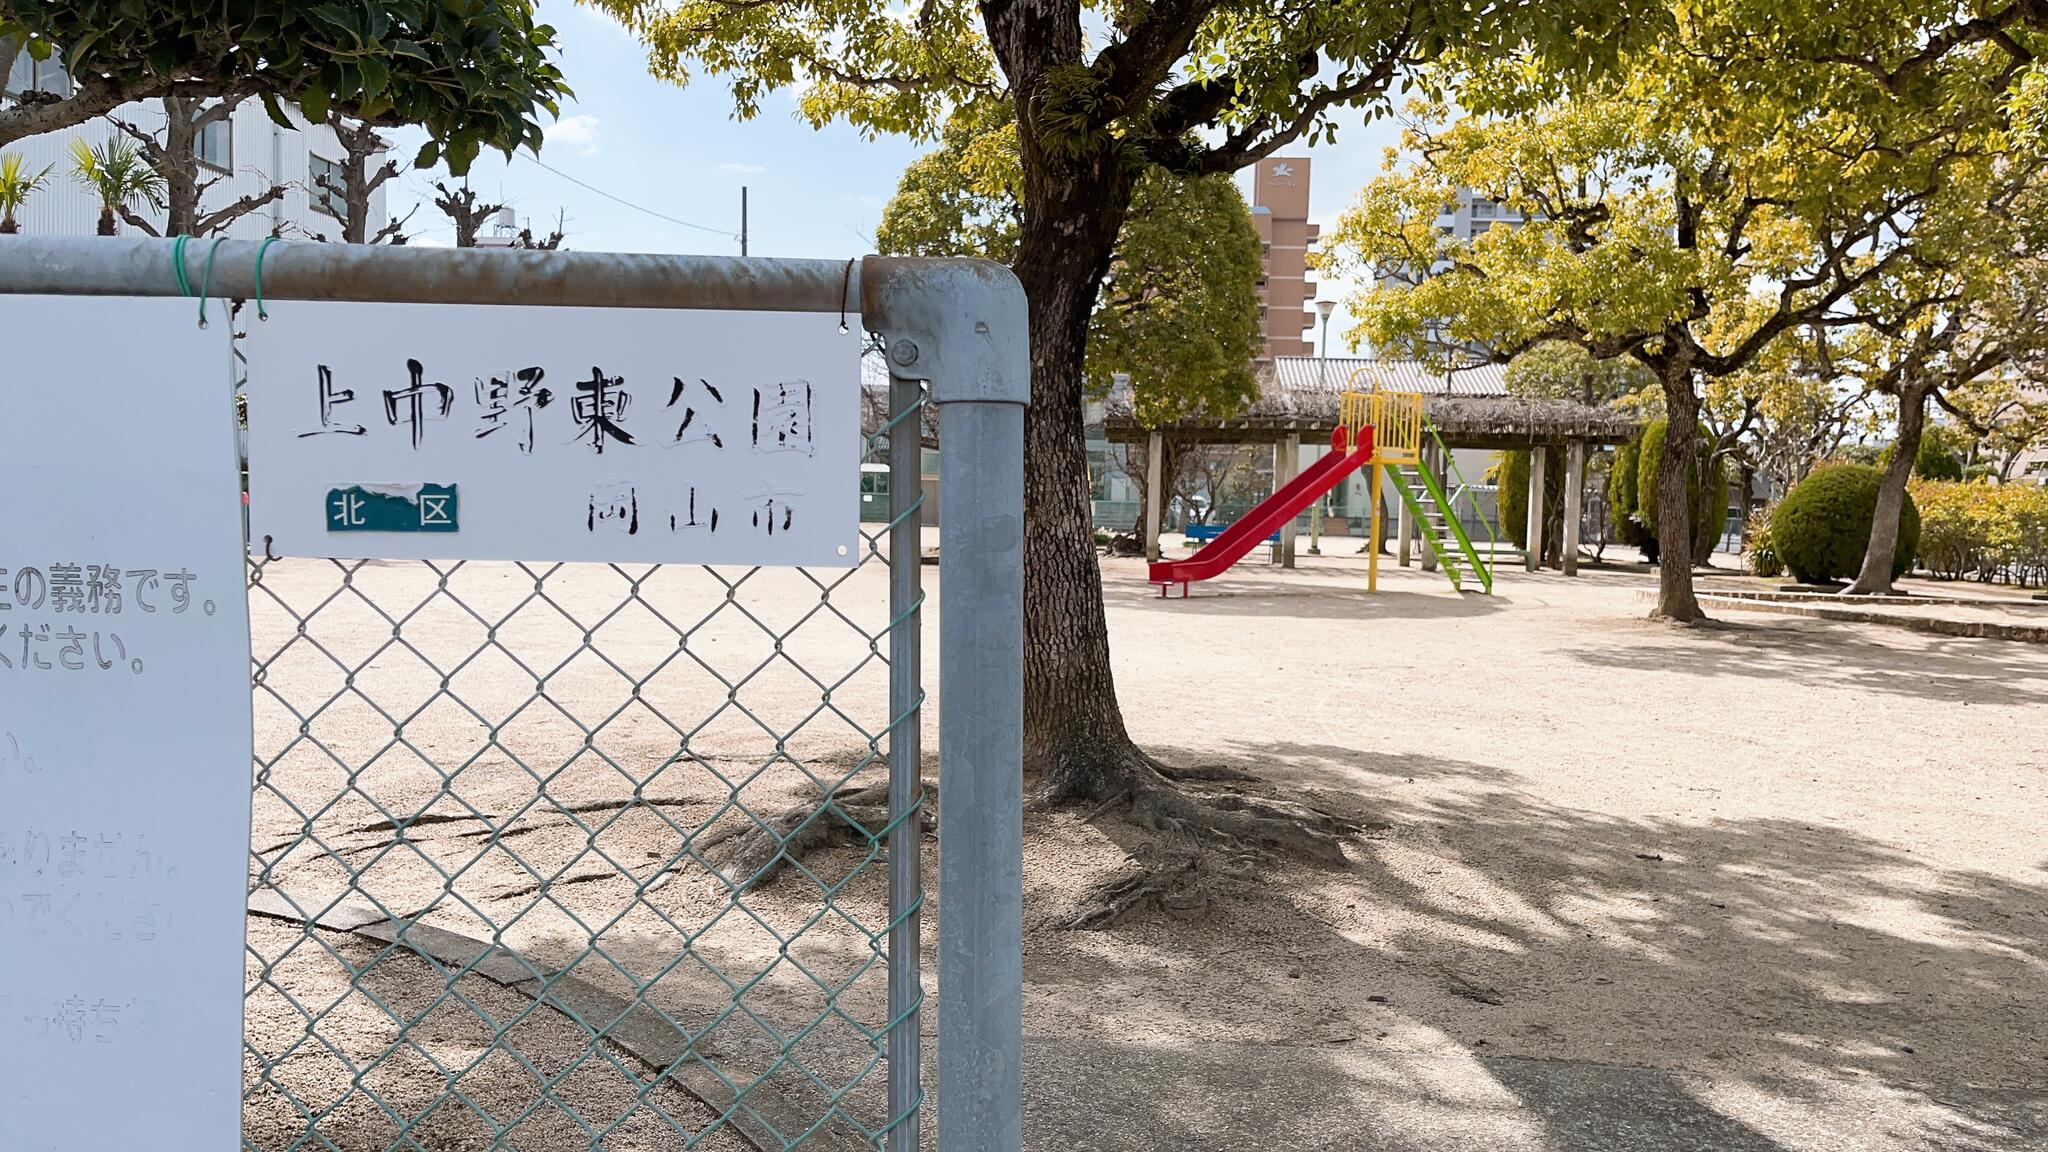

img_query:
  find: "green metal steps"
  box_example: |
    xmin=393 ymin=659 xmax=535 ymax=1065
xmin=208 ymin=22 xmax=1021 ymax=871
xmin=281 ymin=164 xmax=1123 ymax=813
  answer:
xmin=1383 ymin=453 xmax=1495 ymax=595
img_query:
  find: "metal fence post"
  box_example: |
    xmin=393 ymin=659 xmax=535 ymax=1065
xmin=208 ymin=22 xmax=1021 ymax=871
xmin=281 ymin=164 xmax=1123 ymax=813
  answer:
xmin=885 ymin=375 xmax=926 ymax=1152
xmin=864 ymin=257 xmax=1029 ymax=1152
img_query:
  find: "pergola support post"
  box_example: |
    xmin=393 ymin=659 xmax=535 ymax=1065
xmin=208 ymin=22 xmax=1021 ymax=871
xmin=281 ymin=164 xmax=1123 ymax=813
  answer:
xmin=1142 ymin=429 xmax=1163 ymax=563
xmin=1526 ymin=444 xmax=1548 ymax=573
xmin=1274 ymin=436 xmax=1299 ymax=568
xmin=1563 ymin=439 xmax=1585 ymax=577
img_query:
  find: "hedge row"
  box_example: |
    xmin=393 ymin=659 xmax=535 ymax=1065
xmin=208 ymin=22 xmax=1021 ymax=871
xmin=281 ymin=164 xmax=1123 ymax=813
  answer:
xmin=1912 ymin=478 xmax=2048 ymax=587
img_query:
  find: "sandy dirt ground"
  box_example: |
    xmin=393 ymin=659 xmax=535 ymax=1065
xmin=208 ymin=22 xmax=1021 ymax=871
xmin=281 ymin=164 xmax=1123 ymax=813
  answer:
xmin=237 ymin=541 xmax=2048 ymax=1150
xmin=1020 ymin=549 xmax=2048 ymax=1150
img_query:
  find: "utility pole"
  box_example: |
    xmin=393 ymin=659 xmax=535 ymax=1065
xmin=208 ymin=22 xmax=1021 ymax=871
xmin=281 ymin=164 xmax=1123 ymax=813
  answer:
xmin=1310 ymin=298 xmax=1337 ymax=555
xmin=740 ymin=186 xmax=749 ymax=257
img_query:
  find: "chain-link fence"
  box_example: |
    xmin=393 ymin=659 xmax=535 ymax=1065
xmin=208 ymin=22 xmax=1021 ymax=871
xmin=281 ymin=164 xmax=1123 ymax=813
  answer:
xmin=0 ymin=239 xmax=1027 ymax=1152
xmin=242 ymin=382 xmax=929 ymax=1151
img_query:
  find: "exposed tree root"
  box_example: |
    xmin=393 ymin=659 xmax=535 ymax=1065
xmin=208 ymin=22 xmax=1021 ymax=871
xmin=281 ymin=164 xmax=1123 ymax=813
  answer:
xmin=1053 ymin=747 xmax=1366 ymax=930
xmin=706 ymin=782 xmax=936 ymax=891
xmin=1065 ymin=853 xmax=1209 ymax=930
xmin=261 ymin=784 xmax=935 ymax=898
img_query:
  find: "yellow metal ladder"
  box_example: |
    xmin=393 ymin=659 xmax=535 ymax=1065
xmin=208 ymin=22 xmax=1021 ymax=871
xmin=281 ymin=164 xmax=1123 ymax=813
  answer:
xmin=1342 ymin=374 xmax=1426 ymax=591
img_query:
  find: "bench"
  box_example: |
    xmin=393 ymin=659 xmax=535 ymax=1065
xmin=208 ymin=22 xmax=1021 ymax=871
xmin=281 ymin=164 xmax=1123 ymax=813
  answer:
xmin=1182 ymin=522 xmax=1280 ymax=546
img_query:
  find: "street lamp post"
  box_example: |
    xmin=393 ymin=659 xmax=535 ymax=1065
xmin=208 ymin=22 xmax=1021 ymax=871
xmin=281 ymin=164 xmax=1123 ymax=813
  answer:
xmin=1310 ymin=298 xmax=1337 ymax=555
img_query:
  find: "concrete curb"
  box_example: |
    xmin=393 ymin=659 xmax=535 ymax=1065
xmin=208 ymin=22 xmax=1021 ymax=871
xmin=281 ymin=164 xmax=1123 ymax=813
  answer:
xmin=1698 ymin=586 xmax=2048 ymax=609
xmin=247 ymin=889 xmax=874 ymax=1151
xmin=1690 ymin=595 xmax=2048 ymax=643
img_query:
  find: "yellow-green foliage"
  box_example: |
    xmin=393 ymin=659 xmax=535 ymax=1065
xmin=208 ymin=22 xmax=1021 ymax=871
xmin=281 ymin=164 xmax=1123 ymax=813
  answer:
xmin=1912 ymin=479 xmax=2048 ymax=586
xmin=1745 ymin=504 xmax=1781 ymax=577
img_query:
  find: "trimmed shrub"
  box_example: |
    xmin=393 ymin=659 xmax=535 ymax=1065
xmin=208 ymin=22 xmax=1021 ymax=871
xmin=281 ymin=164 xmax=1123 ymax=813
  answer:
xmin=1770 ymin=463 xmax=1921 ymax=584
xmin=1875 ymin=424 xmax=1957 ymax=477
xmin=1495 ymin=448 xmax=1567 ymax=551
xmin=1608 ymin=437 xmax=1649 ymax=549
xmin=1634 ymin=420 xmax=1730 ymax=562
xmin=1915 ymin=435 xmax=1965 ymax=481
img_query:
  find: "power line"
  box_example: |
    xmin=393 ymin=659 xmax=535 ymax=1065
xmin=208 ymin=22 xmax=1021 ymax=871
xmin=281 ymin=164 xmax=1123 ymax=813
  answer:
xmin=517 ymin=152 xmax=740 ymax=240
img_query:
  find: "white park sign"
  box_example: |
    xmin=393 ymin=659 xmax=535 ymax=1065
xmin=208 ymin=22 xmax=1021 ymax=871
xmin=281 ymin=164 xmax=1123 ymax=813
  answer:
xmin=0 ymin=297 xmax=252 ymax=1148
xmin=246 ymin=302 xmax=862 ymax=565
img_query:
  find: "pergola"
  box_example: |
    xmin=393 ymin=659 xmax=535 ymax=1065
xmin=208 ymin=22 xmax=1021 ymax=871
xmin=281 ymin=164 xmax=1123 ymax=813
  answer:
xmin=1102 ymin=360 xmax=1641 ymax=577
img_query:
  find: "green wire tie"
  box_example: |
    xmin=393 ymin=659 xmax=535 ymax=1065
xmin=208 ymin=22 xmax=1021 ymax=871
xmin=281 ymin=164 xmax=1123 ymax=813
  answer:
xmin=253 ymin=234 xmax=279 ymax=319
xmin=197 ymin=236 xmax=227 ymax=328
xmin=170 ymin=234 xmax=193 ymax=298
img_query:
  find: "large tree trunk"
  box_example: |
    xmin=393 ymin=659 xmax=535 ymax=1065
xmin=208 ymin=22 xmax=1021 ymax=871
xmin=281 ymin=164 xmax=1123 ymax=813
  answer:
xmin=161 ymin=96 xmax=202 ymax=238
xmin=343 ymin=161 xmax=370 ymax=244
xmin=1845 ymin=383 xmax=1928 ymax=595
xmin=1012 ymin=160 xmax=1147 ymax=800
xmin=1691 ymin=453 xmax=1722 ymax=568
xmin=1652 ymin=354 xmax=1706 ymax=621
xmin=981 ymin=0 xmax=1162 ymax=798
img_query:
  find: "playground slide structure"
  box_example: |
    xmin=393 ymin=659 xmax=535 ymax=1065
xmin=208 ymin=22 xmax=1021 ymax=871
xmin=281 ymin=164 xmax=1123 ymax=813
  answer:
xmin=1148 ymin=426 xmax=1372 ymax=596
xmin=1149 ymin=382 xmax=1497 ymax=596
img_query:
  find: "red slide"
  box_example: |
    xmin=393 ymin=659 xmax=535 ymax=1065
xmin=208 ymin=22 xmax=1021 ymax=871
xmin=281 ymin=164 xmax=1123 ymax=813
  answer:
xmin=1150 ymin=426 xmax=1373 ymax=594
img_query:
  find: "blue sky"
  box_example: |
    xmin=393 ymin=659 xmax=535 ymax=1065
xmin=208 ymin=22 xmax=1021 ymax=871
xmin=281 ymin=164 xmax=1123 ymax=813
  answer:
xmin=384 ymin=1 xmax=1408 ymax=339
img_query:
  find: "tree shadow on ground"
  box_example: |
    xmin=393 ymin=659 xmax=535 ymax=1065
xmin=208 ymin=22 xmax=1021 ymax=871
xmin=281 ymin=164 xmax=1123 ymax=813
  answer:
xmin=1142 ymin=741 xmax=1526 ymax=793
xmin=242 ymin=928 xmax=761 ymax=1152
xmin=1014 ymin=1035 xmax=1806 ymax=1152
xmin=1107 ymin=580 xmax=1510 ymax=623
xmin=1566 ymin=617 xmax=2048 ymax=707
xmin=1022 ymin=743 xmax=2048 ymax=1150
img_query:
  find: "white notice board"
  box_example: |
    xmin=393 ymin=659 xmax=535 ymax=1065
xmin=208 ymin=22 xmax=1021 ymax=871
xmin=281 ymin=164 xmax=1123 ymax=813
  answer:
xmin=0 ymin=297 xmax=252 ymax=1148
xmin=245 ymin=302 xmax=863 ymax=565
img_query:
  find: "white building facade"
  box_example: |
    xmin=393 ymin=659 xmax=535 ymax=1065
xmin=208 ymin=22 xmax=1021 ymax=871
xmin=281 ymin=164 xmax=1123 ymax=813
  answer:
xmin=1437 ymin=187 xmax=1533 ymax=242
xmin=4 ymin=47 xmax=387 ymax=240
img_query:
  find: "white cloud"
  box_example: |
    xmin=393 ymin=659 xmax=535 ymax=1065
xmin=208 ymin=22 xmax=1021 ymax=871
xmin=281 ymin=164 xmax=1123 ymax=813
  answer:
xmin=719 ymin=162 xmax=768 ymax=175
xmin=548 ymin=114 xmax=602 ymax=157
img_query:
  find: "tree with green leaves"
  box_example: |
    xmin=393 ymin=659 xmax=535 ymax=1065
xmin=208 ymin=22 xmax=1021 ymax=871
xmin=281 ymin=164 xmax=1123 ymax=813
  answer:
xmin=1706 ymin=329 xmax=1881 ymax=501
xmin=876 ymin=101 xmax=1262 ymax=431
xmin=877 ymin=99 xmax=1264 ymax=536
xmin=1503 ymin=341 xmax=1654 ymax=407
xmin=0 ymin=2 xmax=566 ymax=174
xmin=588 ymin=0 xmax=1640 ymax=871
xmin=1949 ymin=377 xmax=2048 ymax=481
xmin=1831 ymin=233 xmax=2048 ymax=595
xmin=1316 ymin=24 xmax=2005 ymax=621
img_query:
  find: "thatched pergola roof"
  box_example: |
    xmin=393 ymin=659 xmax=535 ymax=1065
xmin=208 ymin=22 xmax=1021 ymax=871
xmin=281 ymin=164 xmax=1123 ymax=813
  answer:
xmin=1102 ymin=358 xmax=1640 ymax=449
xmin=858 ymin=352 xmax=1641 ymax=451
